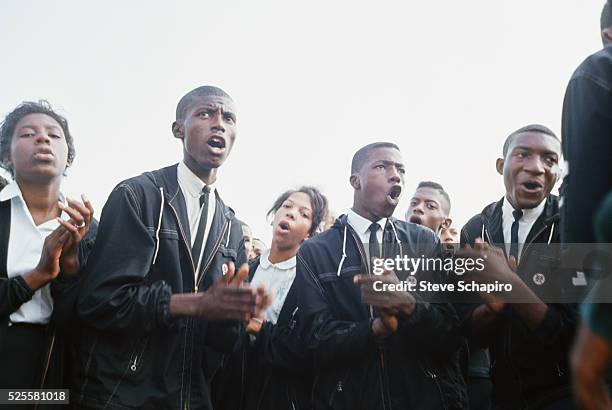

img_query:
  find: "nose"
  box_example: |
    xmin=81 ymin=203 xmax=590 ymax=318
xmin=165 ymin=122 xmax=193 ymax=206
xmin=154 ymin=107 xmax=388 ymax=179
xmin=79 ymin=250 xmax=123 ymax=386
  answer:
xmin=388 ymin=166 xmax=401 ymax=183
xmin=210 ymin=110 xmax=226 ymax=132
xmin=412 ymin=205 xmax=424 ymax=215
xmin=522 ymin=154 xmax=546 ymax=174
xmin=35 ymin=131 xmax=51 ymax=144
xmin=285 ymin=208 xmax=296 ymax=221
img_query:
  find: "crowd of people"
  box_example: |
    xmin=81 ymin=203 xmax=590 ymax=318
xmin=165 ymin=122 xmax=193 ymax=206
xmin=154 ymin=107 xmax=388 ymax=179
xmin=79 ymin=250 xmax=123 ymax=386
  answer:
xmin=1 ymin=3 xmax=612 ymax=410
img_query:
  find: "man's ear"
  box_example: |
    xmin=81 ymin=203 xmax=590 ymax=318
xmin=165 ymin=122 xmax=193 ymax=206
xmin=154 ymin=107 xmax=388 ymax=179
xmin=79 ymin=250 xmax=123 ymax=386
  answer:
xmin=350 ymin=174 xmax=360 ymax=190
xmin=495 ymin=158 xmax=504 ymax=176
xmin=172 ymin=121 xmax=183 ymax=140
xmin=442 ymin=217 xmax=452 ymax=230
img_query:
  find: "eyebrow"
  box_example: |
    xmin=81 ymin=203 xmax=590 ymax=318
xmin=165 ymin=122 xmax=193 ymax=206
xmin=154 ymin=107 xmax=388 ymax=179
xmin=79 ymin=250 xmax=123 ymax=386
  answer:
xmin=194 ymin=104 xmax=236 ymax=115
xmin=18 ymin=124 xmax=62 ymax=132
xmin=376 ymin=160 xmax=405 ymax=167
xmin=513 ymin=146 xmax=559 ymax=156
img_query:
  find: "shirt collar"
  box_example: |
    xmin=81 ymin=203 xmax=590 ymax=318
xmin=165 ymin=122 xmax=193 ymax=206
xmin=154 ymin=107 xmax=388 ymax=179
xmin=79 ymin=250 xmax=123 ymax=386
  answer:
xmin=177 ymin=161 xmax=215 ymax=199
xmin=347 ymin=208 xmax=386 ymax=236
xmin=0 ymin=179 xmax=20 ymax=202
xmin=502 ymin=196 xmax=546 ymax=223
xmin=259 ymin=249 xmax=297 ymax=270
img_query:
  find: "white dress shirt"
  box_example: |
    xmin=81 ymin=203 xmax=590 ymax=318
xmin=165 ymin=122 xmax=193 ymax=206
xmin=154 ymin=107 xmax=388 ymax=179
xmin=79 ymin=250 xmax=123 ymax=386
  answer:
xmin=0 ymin=181 xmax=65 ymax=324
xmin=501 ymin=197 xmax=546 ymax=262
xmin=346 ymin=208 xmax=386 ymax=244
xmin=177 ymin=161 xmax=216 ymax=279
xmin=250 ymin=249 xmax=297 ymax=324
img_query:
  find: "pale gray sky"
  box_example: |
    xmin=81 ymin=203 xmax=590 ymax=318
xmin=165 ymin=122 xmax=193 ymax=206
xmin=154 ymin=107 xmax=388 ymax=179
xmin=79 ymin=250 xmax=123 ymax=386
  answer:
xmin=0 ymin=1 xmax=605 ymax=244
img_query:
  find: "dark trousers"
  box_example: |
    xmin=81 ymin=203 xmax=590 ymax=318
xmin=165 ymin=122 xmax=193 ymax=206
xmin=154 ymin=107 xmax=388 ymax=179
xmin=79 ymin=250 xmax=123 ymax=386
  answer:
xmin=468 ymin=376 xmax=492 ymax=410
xmin=0 ymin=323 xmax=46 ymax=388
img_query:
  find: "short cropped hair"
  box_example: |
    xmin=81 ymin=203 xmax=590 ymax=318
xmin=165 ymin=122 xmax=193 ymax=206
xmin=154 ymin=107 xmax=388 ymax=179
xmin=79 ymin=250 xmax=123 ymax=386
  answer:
xmin=267 ymin=186 xmax=329 ymax=237
xmin=351 ymin=142 xmax=400 ymax=174
xmin=502 ymin=124 xmax=559 ymax=157
xmin=0 ymin=100 xmax=75 ymax=176
xmin=417 ymin=181 xmax=451 ymax=214
xmin=602 ymin=1 xmax=612 ymax=31
xmin=175 ymin=85 xmax=233 ymax=121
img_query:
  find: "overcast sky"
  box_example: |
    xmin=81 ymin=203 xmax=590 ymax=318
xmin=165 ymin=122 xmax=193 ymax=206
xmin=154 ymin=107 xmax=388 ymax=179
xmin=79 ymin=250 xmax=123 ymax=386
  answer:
xmin=0 ymin=1 xmax=605 ymax=244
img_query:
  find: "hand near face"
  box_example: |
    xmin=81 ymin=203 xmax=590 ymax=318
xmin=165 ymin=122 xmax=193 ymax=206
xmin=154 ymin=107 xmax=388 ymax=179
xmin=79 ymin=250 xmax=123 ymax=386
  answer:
xmin=56 ymin=194 xmax=94 ymax=277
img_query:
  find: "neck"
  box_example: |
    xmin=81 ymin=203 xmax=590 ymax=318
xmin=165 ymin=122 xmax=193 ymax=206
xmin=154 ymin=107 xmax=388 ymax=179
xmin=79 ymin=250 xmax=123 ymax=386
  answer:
xmin=184 ymin=158 xmax=217 ymax=185
xmin=15 ymin=176 xmax=62 ymax=224
xmin=268 ymin=240 xmax=299 ymax=264
xmin=351 ymin=204 xmax=383 ymax=223
xmin=505 ymin=194 xmax=520 ymax=211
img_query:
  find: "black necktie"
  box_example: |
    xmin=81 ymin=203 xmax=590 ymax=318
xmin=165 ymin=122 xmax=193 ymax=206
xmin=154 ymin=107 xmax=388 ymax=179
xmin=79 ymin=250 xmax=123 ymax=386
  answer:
xmin=368 ymin=223 xmax=381 ymax=272
xmin=192 ymin=186 xmax=211 ymax=273
xmin=510 ymin=208 xmax=523 ymax=261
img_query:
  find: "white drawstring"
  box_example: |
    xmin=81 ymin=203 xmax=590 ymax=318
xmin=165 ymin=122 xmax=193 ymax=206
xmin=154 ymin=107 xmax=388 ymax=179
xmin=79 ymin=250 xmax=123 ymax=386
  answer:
xmin=547 ymin=222 xmax=555 ymax=245
xmin=481 ymin=224 xmax=485 ymax=242
xmin=226 ymin=219 xmax=232 ymax=247
xmin=336 ymin=226 xmax=348 ymax=277
xmin=152 ymin=187 xmax=164 ymax=265
xmin=388 ymin=220 xmax=404 ymax=258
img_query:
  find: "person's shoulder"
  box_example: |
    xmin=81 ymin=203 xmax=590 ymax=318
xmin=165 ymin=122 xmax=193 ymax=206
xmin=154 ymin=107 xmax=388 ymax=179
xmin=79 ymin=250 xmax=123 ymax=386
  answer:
xmin=298 ymin=228 xmax=341 ymax=258
xmin=111 ymin=165 xmax=175 ymax=199
xmin=461 ymin=200 xmax=499 ymax=233
xmin=393 ymin=219 xmax=437 ymax=242
xmin=572 ymin=46 xmax=612 ymax=90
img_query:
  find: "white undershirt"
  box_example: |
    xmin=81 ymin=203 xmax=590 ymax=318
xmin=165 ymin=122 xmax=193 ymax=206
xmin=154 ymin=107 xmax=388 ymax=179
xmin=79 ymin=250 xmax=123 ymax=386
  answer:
xmin=501 ymin=197 xmax=546 ymax=262
xmin=0 ymin=181 xmax=66 ymax=324
xmin=250 ymin=249 xmax=297 ymax=324
xmin=177 ymin=161 xmax=216 ymax=279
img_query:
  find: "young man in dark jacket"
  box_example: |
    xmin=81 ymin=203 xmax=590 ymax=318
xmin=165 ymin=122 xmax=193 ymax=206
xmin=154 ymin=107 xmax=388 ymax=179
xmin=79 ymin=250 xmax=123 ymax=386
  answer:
xmin=567 ymin=4 xmax=612 ymax=408
xmin=295 ymin=142 xmax=467 ymax=410
xmin=69 ymin=86 xmax=268 ymax=410
xmin=560 ymin=0 xmax=612 ymax=246
xmin=458 ymin=125 xmax=578 ymax=409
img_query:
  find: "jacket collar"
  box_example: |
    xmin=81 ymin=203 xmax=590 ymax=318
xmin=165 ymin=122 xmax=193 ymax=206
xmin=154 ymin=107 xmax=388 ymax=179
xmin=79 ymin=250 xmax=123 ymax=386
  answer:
xmin=481 ymin=195 xmax=559 ymax=244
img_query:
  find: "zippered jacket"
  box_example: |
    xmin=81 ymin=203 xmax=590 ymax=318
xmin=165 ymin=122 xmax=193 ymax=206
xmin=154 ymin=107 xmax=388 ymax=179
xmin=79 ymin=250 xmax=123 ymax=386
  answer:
xmin=211 ymin=257 xmax=313 ymax=410
xmin=68 ymin=164 xmax=247 ymax=410
xmin=296 ymin=215 xmax=468 ymax=410
xmin=459 ymin=195 xmax=579 ymax=409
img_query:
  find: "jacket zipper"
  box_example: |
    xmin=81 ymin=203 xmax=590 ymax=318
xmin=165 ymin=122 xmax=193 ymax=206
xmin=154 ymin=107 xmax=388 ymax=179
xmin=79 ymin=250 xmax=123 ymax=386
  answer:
xmin=195 ymin=220 xmax=230 ymax=292
xmin=129 ymin=338 xmax=148 ymax=372
xmin=427 ymin=367 xmax=447 ymax=410
xmin=33 ymin=330 xmax=56 ymax=410
xmin=168 ymin=202 xmax=197 ymax=278
xmin=485 ymin=221 xmax=550 ymax=407
xmin=516 ymin=224 xmax=548 ymax=271
xmin=348 ymin=227 xmax=389 ymax=410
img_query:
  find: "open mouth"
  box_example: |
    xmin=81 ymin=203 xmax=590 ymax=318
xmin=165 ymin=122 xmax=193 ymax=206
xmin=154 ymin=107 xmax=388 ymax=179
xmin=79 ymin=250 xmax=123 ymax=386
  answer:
xmin=521 ymin=181 xmax=543 ymax=192
xmin=208 ymin=136 xmax=226 ymax=150
xmin=388 ymin=185 xmax=402 ymax=200
xmin=278 ymin=221 xmax=291 ymax=232
xmin=410 ymin=215 xmax=422 ymax=225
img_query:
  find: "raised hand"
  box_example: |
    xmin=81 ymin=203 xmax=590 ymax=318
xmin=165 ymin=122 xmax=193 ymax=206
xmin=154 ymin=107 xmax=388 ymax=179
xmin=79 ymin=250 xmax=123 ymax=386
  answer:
xmin=57 ymin=194 xmax=94 ymax=276
xmin=354 ymin=259 xmax=416 ymax=335
xmin=193 ymin=262 xmax=272 ymax=322
xmin=23 ymin=225 xmax=71 ymax=291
